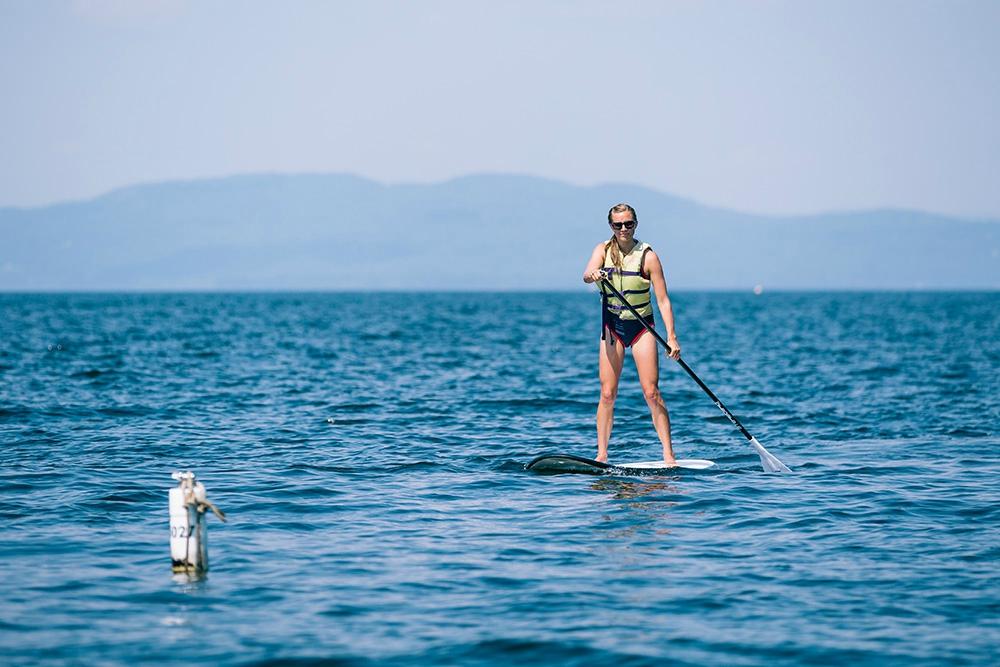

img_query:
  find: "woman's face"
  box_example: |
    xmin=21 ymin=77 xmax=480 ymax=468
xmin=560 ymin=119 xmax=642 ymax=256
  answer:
xmin=609 ymin=210 xmax=637 ymax=243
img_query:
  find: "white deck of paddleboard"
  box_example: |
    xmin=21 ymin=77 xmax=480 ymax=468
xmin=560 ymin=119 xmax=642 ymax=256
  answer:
xmin=614 ymin=459 xmax=715 ymax=470
xmin=526 ymin=453 xmax=715 ymax=474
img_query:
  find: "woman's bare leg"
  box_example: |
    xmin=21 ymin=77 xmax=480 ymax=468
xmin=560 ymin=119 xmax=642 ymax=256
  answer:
xmin=597 ymin=333 xmax=625 ymax=462
xmin=631 ymin=332 xmax=675 ymax=464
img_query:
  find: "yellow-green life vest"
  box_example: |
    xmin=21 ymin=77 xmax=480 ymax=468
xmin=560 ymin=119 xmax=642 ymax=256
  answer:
xmin=601 ymin=240 xmax=653 ymax=320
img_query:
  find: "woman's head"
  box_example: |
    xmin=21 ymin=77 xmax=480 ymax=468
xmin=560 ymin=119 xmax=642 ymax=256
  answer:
xmin=606 ymin=203 xmax=638 ymax=269
xmin=607 ymin=203 xmax=638 ymax=227
xmin=608 ymin=203 xmax=638 ymax=240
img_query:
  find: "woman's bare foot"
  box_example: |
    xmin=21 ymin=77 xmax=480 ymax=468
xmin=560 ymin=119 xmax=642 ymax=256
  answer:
xmin=596 ymin=450 xmax=608 ymax=463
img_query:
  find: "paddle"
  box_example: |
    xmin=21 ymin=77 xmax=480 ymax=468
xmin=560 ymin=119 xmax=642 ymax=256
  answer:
xmin=600 ymin=275 xmax=791 ymax=473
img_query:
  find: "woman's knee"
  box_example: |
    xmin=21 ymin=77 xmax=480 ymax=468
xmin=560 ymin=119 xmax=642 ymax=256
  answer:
xmin=641 ymin=383 xmax=662 ymax=403
xmin=600 ymin=383 xmax=618 ymax=404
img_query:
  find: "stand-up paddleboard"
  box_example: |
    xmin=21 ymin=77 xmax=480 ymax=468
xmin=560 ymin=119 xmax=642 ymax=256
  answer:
xmin=526 ymin=453 xmax=715 ymax=475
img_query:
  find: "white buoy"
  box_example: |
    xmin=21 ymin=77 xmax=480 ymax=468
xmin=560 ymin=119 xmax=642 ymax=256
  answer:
xmin=753 ymin=284 xmax=764 ymax=295
xmin=169 ymin=471 xmax=225 ymax=574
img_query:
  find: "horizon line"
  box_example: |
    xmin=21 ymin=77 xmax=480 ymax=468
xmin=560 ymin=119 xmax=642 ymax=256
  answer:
xmin=2 ymin=287 xmax=998 ymax=296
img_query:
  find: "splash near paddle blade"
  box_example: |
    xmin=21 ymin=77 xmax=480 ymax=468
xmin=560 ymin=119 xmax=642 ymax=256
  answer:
xmin=750 ymin=437 xmax=792 ymax=473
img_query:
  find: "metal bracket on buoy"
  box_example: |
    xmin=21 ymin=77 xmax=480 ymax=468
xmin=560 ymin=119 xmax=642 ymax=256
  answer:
xmin=169 ymin=471 xmax=226 ymax=574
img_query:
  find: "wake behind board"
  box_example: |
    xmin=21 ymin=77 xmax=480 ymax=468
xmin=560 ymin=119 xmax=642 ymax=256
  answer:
xmin=526 ymin=453 xmax=715 ymax=475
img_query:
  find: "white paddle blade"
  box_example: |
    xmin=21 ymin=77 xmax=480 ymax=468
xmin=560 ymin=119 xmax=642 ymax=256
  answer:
xmin=750 ymin=437 xmax=792 ymax=473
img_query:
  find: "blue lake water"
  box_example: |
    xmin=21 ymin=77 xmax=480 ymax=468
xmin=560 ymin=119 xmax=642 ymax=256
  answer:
xmin=1 ymin=291 xmax=998 ymax=665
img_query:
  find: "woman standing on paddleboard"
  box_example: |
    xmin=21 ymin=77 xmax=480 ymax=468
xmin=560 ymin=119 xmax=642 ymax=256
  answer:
xmin=583 ymin=203 xmax=681 ymax=465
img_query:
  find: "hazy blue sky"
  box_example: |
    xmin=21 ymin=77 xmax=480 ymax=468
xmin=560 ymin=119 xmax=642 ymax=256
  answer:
xmin=1 ymin=0 xmax=998 ymax=217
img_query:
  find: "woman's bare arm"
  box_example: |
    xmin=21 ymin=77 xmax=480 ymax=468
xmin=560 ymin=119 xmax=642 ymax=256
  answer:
xmin=645 ymin=250 xmax=681 ymax=359
xmin=583 ymin=242 xmax=608 ymax=283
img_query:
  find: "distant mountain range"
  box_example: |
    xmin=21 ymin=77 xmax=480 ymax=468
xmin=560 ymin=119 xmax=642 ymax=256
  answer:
xmin=1 ymin=173 xmax=996 ymax=290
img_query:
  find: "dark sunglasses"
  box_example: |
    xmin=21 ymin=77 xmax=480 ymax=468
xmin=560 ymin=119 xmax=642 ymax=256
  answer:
xmin=609 ymin=220 xmax=637 ymax=230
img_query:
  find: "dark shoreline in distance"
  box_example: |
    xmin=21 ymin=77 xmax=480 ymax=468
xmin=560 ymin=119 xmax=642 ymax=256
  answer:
xmin=2 ymin=174 xmax=997 ymax=291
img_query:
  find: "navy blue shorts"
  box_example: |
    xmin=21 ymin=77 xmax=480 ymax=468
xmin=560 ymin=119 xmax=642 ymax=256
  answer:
xmin=603 ymin=313 xmax=654 ymax=348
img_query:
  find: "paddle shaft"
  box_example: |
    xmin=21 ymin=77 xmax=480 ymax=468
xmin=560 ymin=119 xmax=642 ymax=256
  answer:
xmin=600 ymin=277 xmax=755 ymax=443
